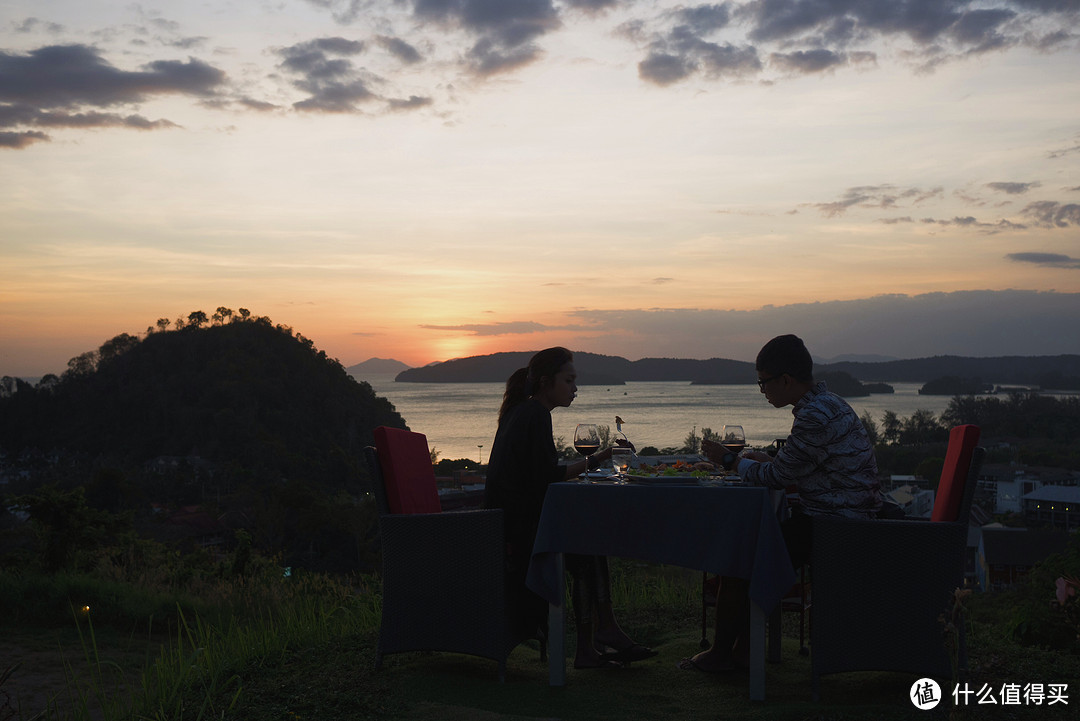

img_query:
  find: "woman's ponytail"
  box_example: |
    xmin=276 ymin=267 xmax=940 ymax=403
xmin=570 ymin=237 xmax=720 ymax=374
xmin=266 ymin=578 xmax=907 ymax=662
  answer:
xmin=498 ymin=367 xmax=532 ymax=424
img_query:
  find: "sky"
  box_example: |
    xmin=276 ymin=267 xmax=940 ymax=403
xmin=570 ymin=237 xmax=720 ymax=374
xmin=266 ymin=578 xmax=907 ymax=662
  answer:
xmin=2 ymin=0 xmax=1079 ymax=378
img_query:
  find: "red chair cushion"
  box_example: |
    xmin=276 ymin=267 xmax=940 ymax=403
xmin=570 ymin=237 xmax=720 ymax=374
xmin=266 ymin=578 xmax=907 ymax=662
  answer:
xmin=373 ymin=426 xmax=442 ymax=515
xmin=930 ymin=424 xmax=981 ymax=522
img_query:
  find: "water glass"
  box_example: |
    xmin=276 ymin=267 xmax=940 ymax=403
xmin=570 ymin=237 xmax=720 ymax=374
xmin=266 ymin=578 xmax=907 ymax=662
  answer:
xmin=611 ymin=446 xmax=632 ymax=478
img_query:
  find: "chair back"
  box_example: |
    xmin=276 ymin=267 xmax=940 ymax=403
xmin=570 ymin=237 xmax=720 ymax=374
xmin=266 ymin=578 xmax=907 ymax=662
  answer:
xmin=930 ymin=424 xmax=981 ymax=523
xmin=372 ymin=426 xmax=442 ymax=515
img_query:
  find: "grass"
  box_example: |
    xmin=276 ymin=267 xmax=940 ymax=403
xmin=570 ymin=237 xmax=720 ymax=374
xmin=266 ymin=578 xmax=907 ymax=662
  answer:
xmin=2 ymin=560 xmax=1078 ymax=721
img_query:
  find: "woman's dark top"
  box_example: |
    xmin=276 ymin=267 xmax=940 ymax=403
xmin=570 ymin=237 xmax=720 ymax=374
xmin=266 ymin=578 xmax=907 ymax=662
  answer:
xmin=482 ymin=398 xmax=564 ymax=562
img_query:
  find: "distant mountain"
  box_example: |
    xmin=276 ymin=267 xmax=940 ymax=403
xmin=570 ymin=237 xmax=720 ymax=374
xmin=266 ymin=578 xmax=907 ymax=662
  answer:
xmin=347 ymin=357 xmax=411 ymax=378
xmin=394 ymin=351 xmax=1080 ymax=388
xmin=817 ymin=354 xmax=900 ymax=364
xmin=819 ymin=355 xmax=1080 ymax=387
xmin=395 ymin=351 xmax=630 ymax=385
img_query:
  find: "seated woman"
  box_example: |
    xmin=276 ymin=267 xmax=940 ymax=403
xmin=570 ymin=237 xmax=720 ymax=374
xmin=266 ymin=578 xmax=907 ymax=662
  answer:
xmin=483 ymin=346 xmax=655 ymax=669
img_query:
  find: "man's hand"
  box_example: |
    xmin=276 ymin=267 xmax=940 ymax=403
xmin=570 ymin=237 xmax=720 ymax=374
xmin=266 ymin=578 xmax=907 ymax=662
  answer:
xmin=741 ymin=450 xmax=772 ymax=463
xmin=701 ymin=438 xmax=727 ymax=465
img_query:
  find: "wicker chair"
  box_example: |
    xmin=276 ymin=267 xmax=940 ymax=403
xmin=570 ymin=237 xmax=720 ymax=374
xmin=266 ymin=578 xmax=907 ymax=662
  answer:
xmin=365 ymin=426 xmax=541 ymax=681
xmin=810 ymin=424 xmax=984 ymax=700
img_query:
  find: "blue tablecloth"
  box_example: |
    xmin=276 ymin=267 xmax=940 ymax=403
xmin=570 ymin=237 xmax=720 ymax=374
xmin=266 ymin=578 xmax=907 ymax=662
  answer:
xmin=526 ymin=482 xmax=796 ymax=616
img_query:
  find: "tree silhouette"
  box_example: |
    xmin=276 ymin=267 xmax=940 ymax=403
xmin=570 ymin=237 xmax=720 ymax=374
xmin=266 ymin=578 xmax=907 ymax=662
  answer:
xmin=188 ymin=310 xmax=208 ymax=328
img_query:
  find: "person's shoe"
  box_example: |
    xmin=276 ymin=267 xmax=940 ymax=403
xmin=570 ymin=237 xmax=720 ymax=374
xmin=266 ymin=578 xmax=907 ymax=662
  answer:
xmin=599 ymin=643 xmax=658 ymax=664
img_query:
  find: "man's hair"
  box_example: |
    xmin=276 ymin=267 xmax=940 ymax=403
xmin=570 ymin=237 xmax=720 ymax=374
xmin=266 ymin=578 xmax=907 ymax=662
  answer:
xmin=755 ymin=334 xmax=813 ymax=383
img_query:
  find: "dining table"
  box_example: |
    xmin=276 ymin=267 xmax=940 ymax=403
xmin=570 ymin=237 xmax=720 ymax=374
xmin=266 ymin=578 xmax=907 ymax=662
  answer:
xmin=525 ymin=478 xmax=795 ymax=701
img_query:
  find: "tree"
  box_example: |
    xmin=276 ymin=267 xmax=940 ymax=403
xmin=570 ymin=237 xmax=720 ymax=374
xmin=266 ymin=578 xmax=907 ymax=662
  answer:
xmin=188 ymin=310 xmax=209 ymax=328
xmin=860 ymin=412 xmax=879 ymax=445
xmin=156 ymin=317 xmax=171 ymax=332
xmin=238 ymin=308 xmax=251 ymax=321
xmin=16 ymin=485 xmax=126 ymax=572
xmin=899 ymin=409 xmax=945 ymax=445
xmin=216 ymin=307 xmax=234 ymax=324
xmin=65 ymin=350 xmax=99 ymax=379
xmin=683 ymin=426 xmax=701 ymax=453
xmin=881 ymin=410 xmax=901 ymax=445
xmin=98 ymin=333 xmax=140 ymax=363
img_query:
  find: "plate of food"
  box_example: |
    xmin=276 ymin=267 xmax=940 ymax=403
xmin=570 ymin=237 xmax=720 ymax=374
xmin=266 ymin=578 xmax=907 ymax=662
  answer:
xmin=626 ymin=460 xmax=719 ymax=483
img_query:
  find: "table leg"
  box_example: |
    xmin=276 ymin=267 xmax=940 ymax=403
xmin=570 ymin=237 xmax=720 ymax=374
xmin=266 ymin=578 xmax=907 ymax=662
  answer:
xmin=750 ymin=602 xmax=766 ymax=701
xmin=548 ymin=552 xmax=566 ymax=686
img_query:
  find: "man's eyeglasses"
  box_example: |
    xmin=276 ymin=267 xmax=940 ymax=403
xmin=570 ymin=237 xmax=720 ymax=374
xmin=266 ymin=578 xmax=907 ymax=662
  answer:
xmin=757 ymin=374 xmax=784 ymax=390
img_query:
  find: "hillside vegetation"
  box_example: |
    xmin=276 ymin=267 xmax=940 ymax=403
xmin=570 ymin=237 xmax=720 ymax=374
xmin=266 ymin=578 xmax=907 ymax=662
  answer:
xmin=1 ymin=313 xmax=405 ymax=489
xmin=0 ymin=312 xmax=408 ymax=571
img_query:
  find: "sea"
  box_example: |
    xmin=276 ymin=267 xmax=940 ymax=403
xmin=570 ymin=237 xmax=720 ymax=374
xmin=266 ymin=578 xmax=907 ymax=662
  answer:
xmin=360 ymin=375 xmax=960 ymax=463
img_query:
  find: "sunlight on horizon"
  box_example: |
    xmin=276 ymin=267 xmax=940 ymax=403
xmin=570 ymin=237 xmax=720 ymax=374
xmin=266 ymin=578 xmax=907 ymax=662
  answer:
xmin=1 ymin=2 xmax=1079 ymax=376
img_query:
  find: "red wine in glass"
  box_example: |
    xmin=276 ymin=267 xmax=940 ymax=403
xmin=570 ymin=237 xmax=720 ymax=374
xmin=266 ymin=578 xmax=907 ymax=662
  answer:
xmin=574 ymin=423 xmax=601 ymax=475
xmin=721 ymin=425 xmax=746 ymax=455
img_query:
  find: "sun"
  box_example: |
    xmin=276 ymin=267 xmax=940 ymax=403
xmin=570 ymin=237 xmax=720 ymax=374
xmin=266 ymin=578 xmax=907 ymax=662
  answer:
xmin=431 ymin=336 xmax=479 ymax=362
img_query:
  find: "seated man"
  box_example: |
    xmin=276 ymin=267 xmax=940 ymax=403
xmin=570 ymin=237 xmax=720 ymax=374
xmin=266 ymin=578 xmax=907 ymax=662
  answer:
xmin=684 ymin=333 xmax=881 ymax=672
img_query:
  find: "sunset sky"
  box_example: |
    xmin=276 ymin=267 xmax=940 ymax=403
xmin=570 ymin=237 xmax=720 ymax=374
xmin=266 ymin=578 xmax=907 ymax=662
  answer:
xmin=2 ymin=0 xmax=1079 ymax=378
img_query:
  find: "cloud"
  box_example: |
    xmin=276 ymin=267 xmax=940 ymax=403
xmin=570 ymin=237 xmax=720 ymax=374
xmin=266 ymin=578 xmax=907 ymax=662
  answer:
xmin=376 ymin=35 xmax=424 ymax=64
xmin=1020 ymin=200 xmax=1080 ymax=227
xmin=811 ymin=184 xmax=942 ymax=217
xmin=638 ymin=52 xmax=697 ymax=85
xmin=387 ymin=94 xmax=434 ymax=111
xmin=629 ymin=0 xmax=1080 ymax=87
xmin=302 ymin=0 xmax=367 ymax=25
xmin=0 ymin=129 xmax=49 ymax=148
xmin=1048 ymin=142 xmax=1080 ymax=159
xmin=465 ymin=38 xmax=545 ymax=77
xmin=563 ymin=0 xmax=622 ymax=13
xmin=0 ymin=43 xmax=224 ymax=148
xmin=420 ymin=320 xmax=555 ymax=336
xmin=0 ymin=44 xmax=225 ymax=108
xmin=917 ymin=216 xmax=1028 ymax=233
xmin=413 ymin=0 xmax=561 ymax=77
xmin=563 ymin=290 xmax=1080 ymax=361
xmin=13 ymin=17 xmax=65 ymax=34
xmin=276 ymin=37 xmax=378 ymax=112
xmin=770 ymin=48 xmax=849 ymax=74
xmin=986 ymin=181 xmax=1041 ymax=194
xmin=1007 ymin=252 xmax=1080 ymax=269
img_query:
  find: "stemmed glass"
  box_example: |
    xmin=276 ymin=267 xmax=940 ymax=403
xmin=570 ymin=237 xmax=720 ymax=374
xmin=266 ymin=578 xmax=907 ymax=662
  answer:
xmin=573 ymin=423 xmax=601 ymax=478
xmin=721 ymin=425 xmax=746 ymax=456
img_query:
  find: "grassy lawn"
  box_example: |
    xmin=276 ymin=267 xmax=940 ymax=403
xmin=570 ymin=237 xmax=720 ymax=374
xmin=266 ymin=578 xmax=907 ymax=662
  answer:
xmin=3 ymin=561 xmax=1078 ymax=721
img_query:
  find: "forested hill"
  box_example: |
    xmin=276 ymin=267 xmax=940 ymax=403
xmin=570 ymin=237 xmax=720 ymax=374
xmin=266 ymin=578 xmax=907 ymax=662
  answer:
xmin=395 ymin=351 xmax=1080 ymax=388
xmin=0 ymin=317 xmax=406 ymax=491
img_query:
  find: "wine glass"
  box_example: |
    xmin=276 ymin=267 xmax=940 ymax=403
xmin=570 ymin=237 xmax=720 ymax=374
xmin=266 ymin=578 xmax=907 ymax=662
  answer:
xmin=721 ymin=425 xmax=746 ymax=456
xmin=573 ymin=423 xmax=601 ymax=477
